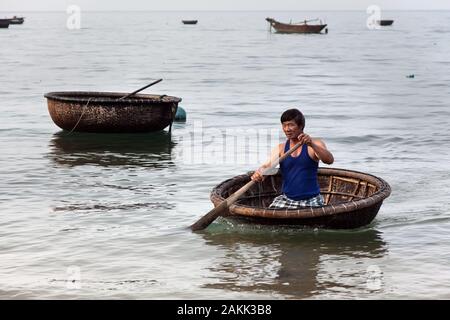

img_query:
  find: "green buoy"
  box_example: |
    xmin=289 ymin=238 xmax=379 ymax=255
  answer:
xmin=175 ymin=106 xmax=187 ymax=122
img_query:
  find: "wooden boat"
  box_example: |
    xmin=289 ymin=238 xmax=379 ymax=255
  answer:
xmin=182 ymin=20 xmax=198 ymax=25
xmin=45 ymin=91 xmax=181 ymax=133
xmin=266 ymin=17 xmax=327 ymax=34
xmin=377 ymin=20 xmax=394 ymax=26
xmin=210 ymin=168 xmax=391 ymax=229
xmin=8 ymin=16 xmax=25 ymax=24
xmin=0 ymin=19 xmax=10 ymax=28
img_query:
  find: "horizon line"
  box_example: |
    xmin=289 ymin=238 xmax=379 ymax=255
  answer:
xmin=1 ymin=9 xmax=450 ymax=12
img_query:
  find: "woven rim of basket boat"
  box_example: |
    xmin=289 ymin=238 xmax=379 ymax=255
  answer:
xmin=44 ymin=91 xmax=182 ymax=104
xmin=210 ymin=167 xmax=391 ymax=219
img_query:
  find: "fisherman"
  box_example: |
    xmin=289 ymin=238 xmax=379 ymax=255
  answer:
xmin=251 ymin=108 xmax=334 ymax=208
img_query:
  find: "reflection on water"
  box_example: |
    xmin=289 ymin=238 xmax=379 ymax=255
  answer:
xmin=201 ymin=223 xmax=387 ymax=299
xmin=47 ymin=131 xmax=175 ymax=168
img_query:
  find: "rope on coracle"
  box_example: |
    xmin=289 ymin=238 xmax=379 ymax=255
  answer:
xmin=66 ymin=98 xmax=92 ymax=135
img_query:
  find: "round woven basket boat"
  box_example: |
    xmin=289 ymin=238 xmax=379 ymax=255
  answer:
xmin=210 ymin=168 xmax=391 ymax=229
xmin=45 ymin=91 xmax=182 ymax=133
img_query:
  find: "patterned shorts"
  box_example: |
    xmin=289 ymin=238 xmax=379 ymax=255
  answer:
xmin=269 ymin=194 xmax=324 ymax=209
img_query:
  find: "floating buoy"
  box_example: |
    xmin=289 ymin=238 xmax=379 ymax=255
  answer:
xmin=175 ymin=106 xmax=187 ymax=122
xmin=406 ymin=74 xmax=415 ymax=78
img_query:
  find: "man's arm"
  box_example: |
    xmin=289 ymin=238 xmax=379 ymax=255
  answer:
xmin=298 ymin=133 xmax=334 ymax=165
xmin=251 ymin=143 xmax=283 ymax=182
xmin=310 ymin=139 xmax=334 ymax=164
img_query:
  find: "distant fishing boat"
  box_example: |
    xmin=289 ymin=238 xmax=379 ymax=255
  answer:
xmin=0 ymin=19 xmax=10 ymax=28
xmin=182 ymin=20 xmax=198 ymax=25
xmin=377 ymin=20 xmax=394 ymax=26
xmin=8 ymin=16 xmax=25 ymax=24
xmin=266 ymin=17 xmax=327 ymax=34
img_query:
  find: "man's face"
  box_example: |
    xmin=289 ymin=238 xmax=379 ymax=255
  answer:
xmin=282 ymin=120 xmax=303 ymax=139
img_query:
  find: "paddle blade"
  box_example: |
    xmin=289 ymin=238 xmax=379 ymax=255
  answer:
xmin=190 ymin=201 xmax=229 ymax=231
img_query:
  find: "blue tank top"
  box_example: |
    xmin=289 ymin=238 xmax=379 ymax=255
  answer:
xmin=280 ymin=141 xmax=320 ymax=200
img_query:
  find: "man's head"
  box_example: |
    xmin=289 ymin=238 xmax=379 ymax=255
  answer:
xmin=280 ymin=108 xmax=305 ymax=139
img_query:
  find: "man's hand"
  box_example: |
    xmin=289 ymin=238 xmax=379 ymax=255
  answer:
xmin=298 ymin=133 xmax=312 ymax=146
xmin=251 ymin=166 xmax=267 ymax=182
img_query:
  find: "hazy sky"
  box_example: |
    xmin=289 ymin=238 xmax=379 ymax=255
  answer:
xmin=1 ymin=0 xmax=449 ymax=11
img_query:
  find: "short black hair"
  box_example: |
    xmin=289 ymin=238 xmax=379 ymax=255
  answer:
xmin=280 ymin=109 xmax=305 ymax=129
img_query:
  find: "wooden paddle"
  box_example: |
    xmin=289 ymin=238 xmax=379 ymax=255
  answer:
xmin=190 ymin=140 xmax=304 ymax=231
xmin=118 ymin=79 xmax=163 ymax=100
